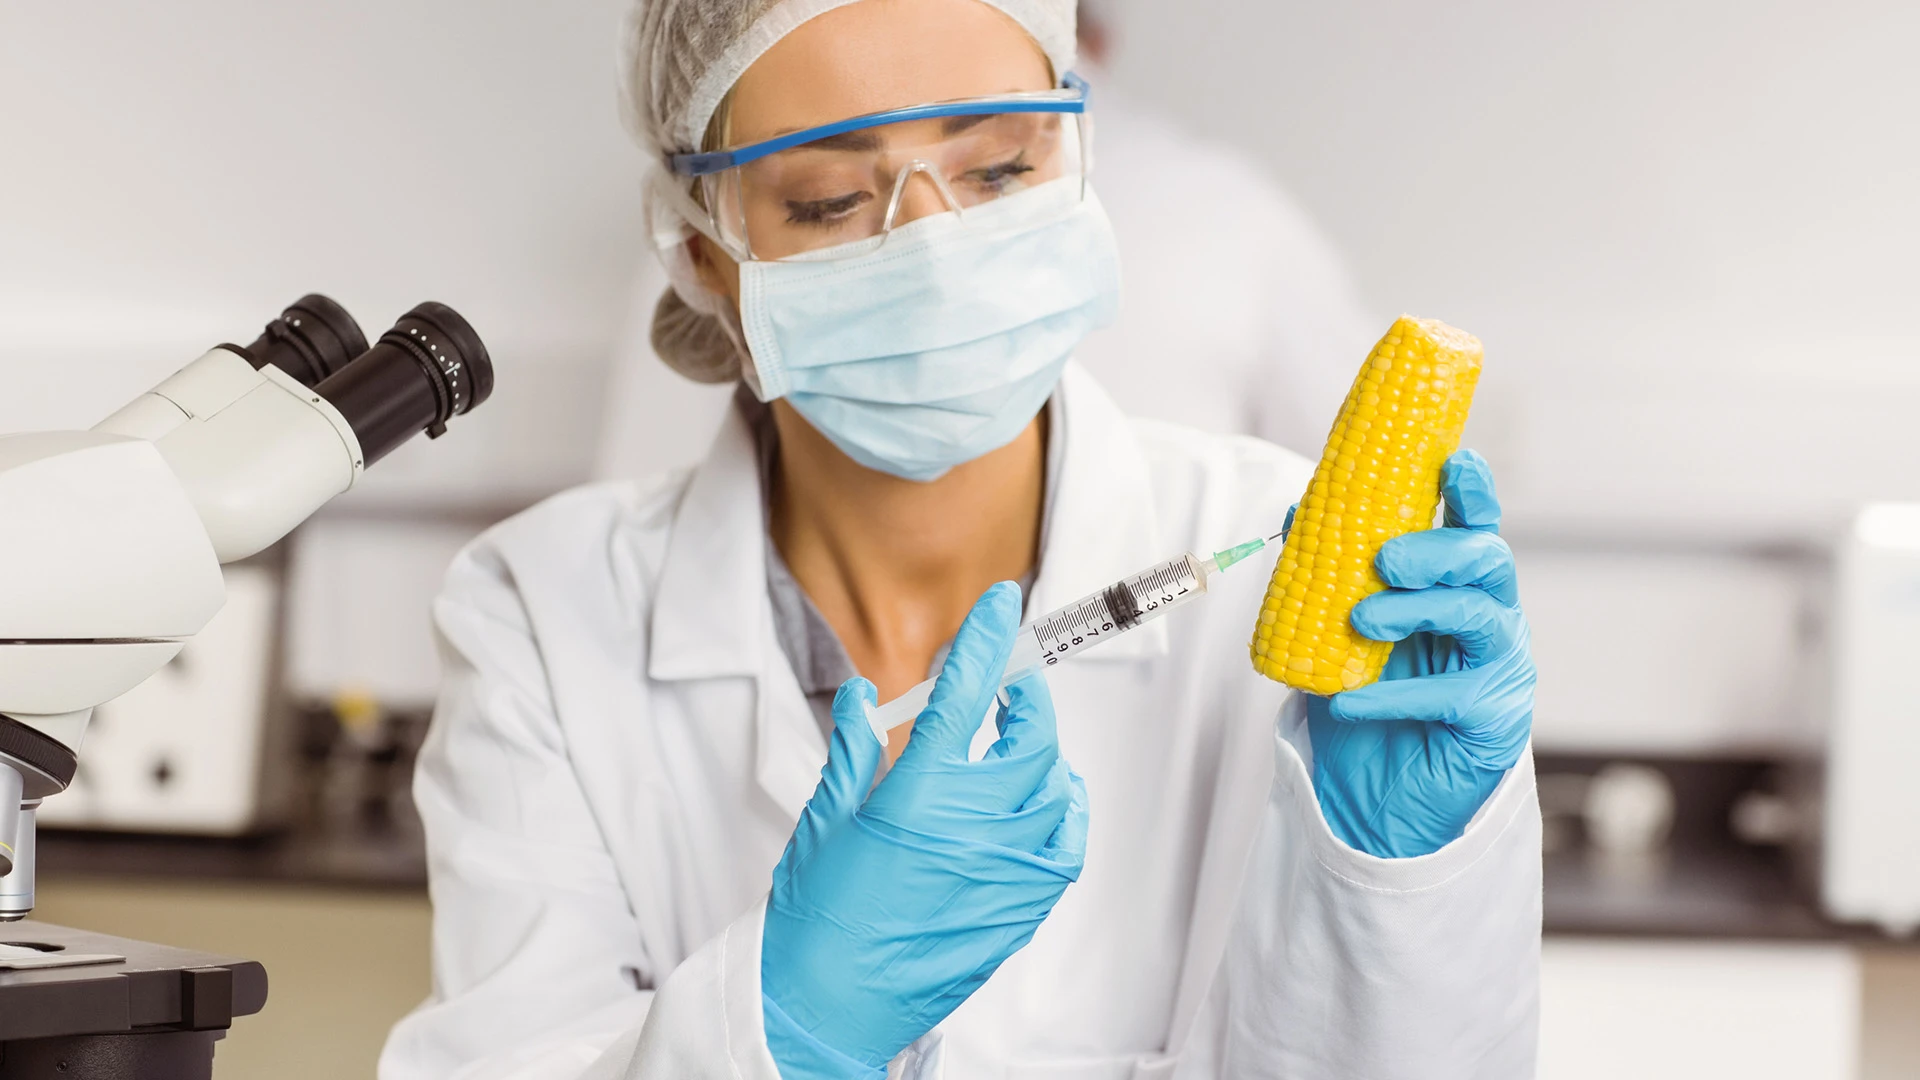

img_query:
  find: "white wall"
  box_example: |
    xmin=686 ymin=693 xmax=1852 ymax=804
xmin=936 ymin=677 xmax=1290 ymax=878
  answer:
xmin=1104 ymin=0 xmax=1920 ymax=543
xmin=11 ymin=0 xmax=1914 ymax=522
xmin=10 ymin=2 xmax=1910 ymax=751
xmin=0 ymin=0 xmax=644 ymax=503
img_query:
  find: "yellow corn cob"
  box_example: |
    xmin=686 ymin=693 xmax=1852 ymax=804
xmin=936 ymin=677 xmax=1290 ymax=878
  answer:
xmin=1250 ymin=316 xmax=1483 ymax=695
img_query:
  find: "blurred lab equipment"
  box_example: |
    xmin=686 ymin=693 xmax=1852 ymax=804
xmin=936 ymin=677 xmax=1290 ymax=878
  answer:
xmin=1535 ymin=754 xmax=1824 ymax=939
xmin=1824 ymin=503 xmax=1920 ymax=936
xmin=304 ymin=690 xmax=432 ymax=839
xmin=286 ymin=516 xmax=489 ymax=709
xmin=1581 ymin=764 xmax=1678 ymax=858
xmin=35 ymin=563 xmax=290 ymax=836
xmin=1574 ymin=763 xmax=1679 ymax=889
xmin=1522 ymin=549 xmax=1821 ymax=755
xmin=1536 ymin=757 xmax=1864 ymax=1079
xmin=866 ymin=534 xmax=1276 ymax=736
xmin=0 ymin=294 xmax=494 ymax=925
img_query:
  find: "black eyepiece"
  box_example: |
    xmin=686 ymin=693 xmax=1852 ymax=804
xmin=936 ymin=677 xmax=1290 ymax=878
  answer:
xmin=313 ymin=301 xmax=494 ymax=467
xmin=241 ymin=294 xmax=369 ymax=387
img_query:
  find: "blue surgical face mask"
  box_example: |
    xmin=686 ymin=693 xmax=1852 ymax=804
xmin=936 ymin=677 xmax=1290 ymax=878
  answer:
xmin=737 ymin=178 xmax=1122 ymax=482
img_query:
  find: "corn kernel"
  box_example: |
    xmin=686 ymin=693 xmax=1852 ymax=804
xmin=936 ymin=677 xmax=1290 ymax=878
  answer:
xmin=1248 ymin=316 xmax=1483 ymax=696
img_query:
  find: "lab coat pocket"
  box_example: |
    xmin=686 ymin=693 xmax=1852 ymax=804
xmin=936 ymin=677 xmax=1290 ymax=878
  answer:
xmin=1005 ymin=1054 xmax=1176 ymax=1080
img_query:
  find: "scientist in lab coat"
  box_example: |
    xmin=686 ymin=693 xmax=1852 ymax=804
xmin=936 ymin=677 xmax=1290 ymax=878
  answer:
xmin=381 ymin=0 xmax=1543 ymax=1077
xmin=594 ymin=3 xmax=1376 ymax=480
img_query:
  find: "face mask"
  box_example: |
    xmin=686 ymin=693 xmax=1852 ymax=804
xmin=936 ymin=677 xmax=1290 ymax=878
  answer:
xmin=737 ymin=178 xmax=1122 ymax=482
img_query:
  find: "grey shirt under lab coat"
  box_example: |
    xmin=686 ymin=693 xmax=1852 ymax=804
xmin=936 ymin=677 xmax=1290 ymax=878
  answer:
xmin=751 ymin=389 xmax=1064 ymax=740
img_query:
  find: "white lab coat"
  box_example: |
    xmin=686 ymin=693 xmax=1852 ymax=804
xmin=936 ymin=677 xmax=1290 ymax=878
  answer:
xmin=380 ymin=364 xmax=1542 ymax=1080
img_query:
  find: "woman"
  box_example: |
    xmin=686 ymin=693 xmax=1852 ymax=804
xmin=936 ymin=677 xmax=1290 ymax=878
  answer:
xmin=381 ymin=1 xmax=1542 ymax=1077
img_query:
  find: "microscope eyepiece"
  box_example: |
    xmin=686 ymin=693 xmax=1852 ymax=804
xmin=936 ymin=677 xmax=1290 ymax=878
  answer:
xmin=313 ymin=301 xmax=494 ymax=467
xmin=240 ymin=294 xmax=369 ymax=387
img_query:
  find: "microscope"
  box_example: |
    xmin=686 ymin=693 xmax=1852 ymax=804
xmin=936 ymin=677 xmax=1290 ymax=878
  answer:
xmin=0 ymin=296 xmax=491 ymax=1075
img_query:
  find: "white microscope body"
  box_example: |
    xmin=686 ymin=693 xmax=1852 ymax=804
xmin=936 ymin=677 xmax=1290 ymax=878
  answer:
xmin=0 ymin=297 xmax=491 ymax=919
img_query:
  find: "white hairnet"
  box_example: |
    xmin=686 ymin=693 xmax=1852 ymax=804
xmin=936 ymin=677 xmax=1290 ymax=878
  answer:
xmin=621 ymin=0 xmax=1079 ymax=384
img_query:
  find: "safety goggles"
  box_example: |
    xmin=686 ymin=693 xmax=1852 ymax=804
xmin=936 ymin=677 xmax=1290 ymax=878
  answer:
xmin=671 ymin=73 xmax=1091 ymax=262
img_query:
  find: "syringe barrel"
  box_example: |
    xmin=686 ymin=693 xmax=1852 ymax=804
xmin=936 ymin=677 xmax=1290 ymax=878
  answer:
xmin=866 ymin=553 xmax=1213 ymax=741
xmin=1005 ymin=635 xmax=1045 ymax=678
xmin=1021 ymin=553 xmax=1208 ymax=670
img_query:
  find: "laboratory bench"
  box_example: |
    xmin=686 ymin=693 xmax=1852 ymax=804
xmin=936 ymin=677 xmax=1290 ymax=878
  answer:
xmin=33 ymin=819 xmax=1884 ymax=942
xmin=32 ymin=750 xmax=1902 ymax=945
xmin=34 ymin=801 xmax=1920 ymax=1080
xmin=29 ymin=747 xmax=1920 ymax=1079
xmin=38 ymin=822 xmax=427 ymax=893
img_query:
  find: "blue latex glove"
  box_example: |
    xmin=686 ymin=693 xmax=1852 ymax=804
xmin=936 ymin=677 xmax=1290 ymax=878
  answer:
xmin=1305 ymin=450 xmax=1537 ymax=859
xmin=762 ymin=581 xmax=1090 ymax=1079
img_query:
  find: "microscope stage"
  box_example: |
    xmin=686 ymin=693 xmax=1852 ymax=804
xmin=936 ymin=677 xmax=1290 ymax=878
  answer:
xmin=0 ymin=941 xmax=123 ymax=970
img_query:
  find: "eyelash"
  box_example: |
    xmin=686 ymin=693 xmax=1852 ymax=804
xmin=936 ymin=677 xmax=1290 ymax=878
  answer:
xmin=780 ymin=153 xmax=1036 ymax=228
xmin=969 ymin=157 xmax=1035 ymax=188
xmin=786 ymin=192 xmax=870 ymax=226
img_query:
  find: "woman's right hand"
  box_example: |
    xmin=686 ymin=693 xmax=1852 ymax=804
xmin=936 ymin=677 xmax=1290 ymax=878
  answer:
xmin=760 ymin=582 xmax=1089 ymax=1079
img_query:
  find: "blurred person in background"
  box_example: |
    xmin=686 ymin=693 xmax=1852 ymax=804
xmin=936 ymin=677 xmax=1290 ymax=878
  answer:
xmin=385 ymin=0 xmax=1542 ymax=1077
xmin=594 ymin=0 xmax=1375 ymax=479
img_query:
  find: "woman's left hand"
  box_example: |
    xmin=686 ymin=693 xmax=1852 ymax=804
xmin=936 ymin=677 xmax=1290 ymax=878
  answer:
xmin=1306 ymin=450 xmax=1537 ymax=859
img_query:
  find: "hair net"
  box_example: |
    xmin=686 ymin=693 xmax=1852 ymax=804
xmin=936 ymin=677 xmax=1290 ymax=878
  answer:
xmin=621 ymin=0 xmax=1079 ymax=384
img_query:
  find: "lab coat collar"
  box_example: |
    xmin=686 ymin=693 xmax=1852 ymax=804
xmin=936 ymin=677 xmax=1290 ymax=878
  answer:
xmin=648 ymin=403 xmax=825 ymax=818
xmin=648 ymin=404 xmax=769 ymax=683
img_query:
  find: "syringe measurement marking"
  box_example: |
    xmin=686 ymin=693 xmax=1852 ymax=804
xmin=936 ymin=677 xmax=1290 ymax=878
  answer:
xmin=1030 ymin=560 xmax=1199 ymax=665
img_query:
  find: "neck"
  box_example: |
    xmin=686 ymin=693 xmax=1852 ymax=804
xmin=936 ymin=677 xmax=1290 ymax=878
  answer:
xmin=769 ymin=401 xmax=1046 ymax=718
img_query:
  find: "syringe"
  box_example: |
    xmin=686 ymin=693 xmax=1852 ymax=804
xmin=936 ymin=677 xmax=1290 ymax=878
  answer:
xmin=866 ymin=534 xmax=1281 ymax=741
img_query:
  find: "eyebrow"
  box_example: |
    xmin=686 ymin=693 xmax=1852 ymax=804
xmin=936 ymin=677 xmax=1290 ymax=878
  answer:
xmin=941 ymin=114 xmax=993 ymax=136
xmin=775 ymin=112 xmax=1004 ymax=152
xmin=790 ymin=129 xmax=883 ymax=152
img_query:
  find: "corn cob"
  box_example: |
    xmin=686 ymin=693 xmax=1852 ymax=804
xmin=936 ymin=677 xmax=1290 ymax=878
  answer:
xmin=1250 ymin=316 xmax=1483 ymax=695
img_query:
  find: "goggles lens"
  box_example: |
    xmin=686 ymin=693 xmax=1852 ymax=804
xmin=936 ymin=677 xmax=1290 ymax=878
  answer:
xmin=701 ymin=110 xmax=1087 ymax=261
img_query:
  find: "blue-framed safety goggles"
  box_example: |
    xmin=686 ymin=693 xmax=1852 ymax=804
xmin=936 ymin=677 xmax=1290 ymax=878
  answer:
xmin=670 ymin=73 xmax=1092 ymax=262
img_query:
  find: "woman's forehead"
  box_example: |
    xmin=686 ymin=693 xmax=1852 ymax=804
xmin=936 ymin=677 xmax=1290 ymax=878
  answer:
xmin=727 ymin=0 xmax=1052 ymax=145
xmin=770 ymin=112 xmax=1035 ymax=157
